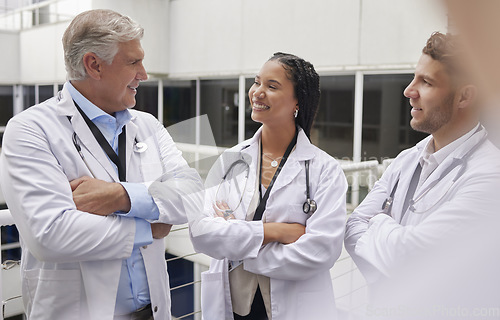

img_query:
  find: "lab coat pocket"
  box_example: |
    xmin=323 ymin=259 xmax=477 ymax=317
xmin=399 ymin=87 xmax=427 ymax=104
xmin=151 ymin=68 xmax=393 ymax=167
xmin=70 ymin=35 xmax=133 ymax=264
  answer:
xmin=201 ymin=270 xmax=225 ymax=320
xmin=137 ymin=135 xmax=164 ymax=182
xmin=25 ymin=269 xmax=82 ymax=320
xmin=285 ymin=203 xmax=309 ymax=225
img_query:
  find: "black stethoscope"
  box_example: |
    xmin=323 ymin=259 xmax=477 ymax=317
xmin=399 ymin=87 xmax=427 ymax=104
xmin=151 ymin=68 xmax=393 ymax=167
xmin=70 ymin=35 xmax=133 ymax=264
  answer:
xmin=215 ymin=154 xmax=317 ymax=216
xmin=70 ymin=124 xmax=148 ymax=178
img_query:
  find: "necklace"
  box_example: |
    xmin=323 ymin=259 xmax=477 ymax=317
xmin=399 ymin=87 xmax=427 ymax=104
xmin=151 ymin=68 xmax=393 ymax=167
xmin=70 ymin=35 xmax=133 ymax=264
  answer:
xmin=263 ymin=153 xmax=282 ymax=168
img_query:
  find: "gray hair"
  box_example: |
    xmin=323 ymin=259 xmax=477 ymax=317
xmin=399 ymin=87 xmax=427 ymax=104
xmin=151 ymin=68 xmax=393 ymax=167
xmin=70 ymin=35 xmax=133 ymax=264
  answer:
xmin=62 ymin=9 xmax=144 ymax=80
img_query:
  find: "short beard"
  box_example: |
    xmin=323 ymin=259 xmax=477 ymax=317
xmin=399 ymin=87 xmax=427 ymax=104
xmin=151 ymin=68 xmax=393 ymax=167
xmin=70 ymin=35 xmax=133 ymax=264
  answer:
xmin=410 ymin=93 xmax=455 ymax=134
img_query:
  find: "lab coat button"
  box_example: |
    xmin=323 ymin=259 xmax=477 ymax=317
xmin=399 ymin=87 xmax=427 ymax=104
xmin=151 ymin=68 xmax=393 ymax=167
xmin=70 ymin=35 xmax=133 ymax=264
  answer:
xmin=142 ymin=245 xmax=148 ymax=249
xmin=154 ymin=306 xmax=158 ymax=312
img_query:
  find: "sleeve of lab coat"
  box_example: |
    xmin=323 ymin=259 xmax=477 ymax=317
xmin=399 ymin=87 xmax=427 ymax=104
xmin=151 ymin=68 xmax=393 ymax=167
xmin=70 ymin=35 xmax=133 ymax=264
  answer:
xmin=145 ymin=115 xmax=204 ymax=225
xmin=188 ymin=151 xmax=265 ymax=261
xmin=352 ymin=167 xmax=500 ymax=279
xmin=0 ymin=116 xmax=135 ymax=263
xmin=243 ymin=161 xmax=348 ymax=281
xmin=344 ymin=158 xmax=398 ymax=282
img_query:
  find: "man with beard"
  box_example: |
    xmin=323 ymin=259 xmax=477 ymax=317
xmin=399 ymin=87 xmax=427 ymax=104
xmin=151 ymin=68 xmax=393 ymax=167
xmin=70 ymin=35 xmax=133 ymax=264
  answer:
xmin=345 ymin=32 xmax=500 ymax=319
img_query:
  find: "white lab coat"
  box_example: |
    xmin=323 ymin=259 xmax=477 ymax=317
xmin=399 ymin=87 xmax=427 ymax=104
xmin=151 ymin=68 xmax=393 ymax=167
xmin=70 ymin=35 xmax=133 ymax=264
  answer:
xmin=189 ymin=127 xmax=347 ymax=320
xmin=0 ymin=83 xmax=203 ymax=320
xmin=344 ymin=127 xmax=500 ymax=313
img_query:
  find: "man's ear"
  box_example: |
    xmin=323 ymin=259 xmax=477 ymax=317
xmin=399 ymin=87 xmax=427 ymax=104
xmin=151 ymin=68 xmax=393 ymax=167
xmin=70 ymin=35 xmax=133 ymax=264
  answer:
xmin=82 ymin=52 xmax=102 ymax=80
xmin=457 ymin=84 xmax=477 ymax=109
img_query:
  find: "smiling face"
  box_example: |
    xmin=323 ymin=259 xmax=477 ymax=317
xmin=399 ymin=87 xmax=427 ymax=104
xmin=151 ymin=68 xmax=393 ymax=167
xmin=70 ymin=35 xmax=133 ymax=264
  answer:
xmin=248 ymin=60 xmax=298 ymax=129
xmin=404 ymin=54 xmax=457 ymax=135
xmin=97 ymin=39 xmax=148 ymax=114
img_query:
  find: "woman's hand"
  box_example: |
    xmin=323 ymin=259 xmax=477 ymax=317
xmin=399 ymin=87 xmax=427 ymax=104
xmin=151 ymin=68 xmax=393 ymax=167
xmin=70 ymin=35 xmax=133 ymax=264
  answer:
xmin=263 ymin=222 xmax=306 ymax=245
xmin=212 ymin=201 xmax=236 ymax=220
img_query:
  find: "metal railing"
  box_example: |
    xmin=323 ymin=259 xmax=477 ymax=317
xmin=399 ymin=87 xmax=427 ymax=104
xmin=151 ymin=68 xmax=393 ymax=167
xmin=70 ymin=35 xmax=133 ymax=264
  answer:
xmin=0 ymin=0 xmax=77 ymax=31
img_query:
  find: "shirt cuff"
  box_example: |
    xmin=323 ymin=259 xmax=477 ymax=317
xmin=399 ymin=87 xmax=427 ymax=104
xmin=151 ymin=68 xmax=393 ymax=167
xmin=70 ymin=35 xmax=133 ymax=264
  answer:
xmin=134 ymin=217 xmax=153 ymax=248
xmin=118 ymin=182 xmax=160 ymax=220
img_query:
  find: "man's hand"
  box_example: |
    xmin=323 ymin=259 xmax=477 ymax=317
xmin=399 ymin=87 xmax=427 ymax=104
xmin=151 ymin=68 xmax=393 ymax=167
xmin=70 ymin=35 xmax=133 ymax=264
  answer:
xmin=263 ymin=222 xmax=306 ymax=245
xmin=70 ymin=176 xmax=131 ymax=215
xmin=151 ymin=223 xmax=173 ymax=239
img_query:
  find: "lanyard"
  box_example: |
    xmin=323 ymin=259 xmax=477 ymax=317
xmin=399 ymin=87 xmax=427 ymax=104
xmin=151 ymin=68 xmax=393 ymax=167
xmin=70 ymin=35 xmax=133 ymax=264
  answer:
xmin=73 ymin=101 xmax=127 ymax=182
xmin=253 ymin=128 xmax=298 ymax=221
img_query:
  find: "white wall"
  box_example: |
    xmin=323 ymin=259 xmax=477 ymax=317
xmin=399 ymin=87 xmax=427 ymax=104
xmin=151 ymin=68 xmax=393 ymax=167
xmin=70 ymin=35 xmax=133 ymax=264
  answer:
xmin=91 ymin=0 xmax=170 ymax=75
xmin=359 ymin=0 xmax=447 ymax=66
xmin=0 ymin=31 xmax=20 ymax=84
xmin=19 ymin=23 xmax=68 ymax=84
xmin=168 ymin=0 xmax=448 ymax=78
xmin=13 ymin=0 xmax=169 ymax=84
xmin=3 ymin=0 xmax=448 ymax=84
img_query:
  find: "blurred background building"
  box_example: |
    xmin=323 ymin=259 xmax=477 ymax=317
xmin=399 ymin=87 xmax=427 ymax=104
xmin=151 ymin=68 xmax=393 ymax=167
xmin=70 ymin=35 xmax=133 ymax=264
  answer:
xmin=0 ymin=0 xmax=448 ymax=319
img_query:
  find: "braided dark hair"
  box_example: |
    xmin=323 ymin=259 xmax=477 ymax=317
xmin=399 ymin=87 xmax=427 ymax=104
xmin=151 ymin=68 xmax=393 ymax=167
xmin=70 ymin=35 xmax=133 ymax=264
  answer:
xmin=269 ymin=52 xmax=320 ymax=139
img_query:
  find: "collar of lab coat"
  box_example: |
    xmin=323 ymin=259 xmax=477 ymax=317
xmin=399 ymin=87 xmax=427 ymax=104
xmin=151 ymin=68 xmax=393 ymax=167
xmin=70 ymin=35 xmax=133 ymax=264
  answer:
xmin=238 ymin=126 xmax=317 ymax=161
xmin=237 ymin=126 xmax=317 ymax=194
xmin=55 ymin=82 xmax=139 ymax=182
xmin=413 ymin=124 xmax=486 ymax=195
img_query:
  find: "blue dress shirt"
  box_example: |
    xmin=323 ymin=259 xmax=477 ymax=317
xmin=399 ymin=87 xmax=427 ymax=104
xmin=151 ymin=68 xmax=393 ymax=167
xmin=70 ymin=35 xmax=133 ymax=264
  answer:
xmin=67 ymin=82 xmax=161 ymax=315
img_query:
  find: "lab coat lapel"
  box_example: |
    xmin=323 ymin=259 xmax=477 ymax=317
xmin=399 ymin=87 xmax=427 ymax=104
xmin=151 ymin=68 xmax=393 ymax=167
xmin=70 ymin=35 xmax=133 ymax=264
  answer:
xmin=415 ymin=127 xmax=486 ymax=198
xmin=239 ymin=135 xmax=259 ymax=220
xmin=71 ymin=112 xmax=120 ymax=182
xmin=390 ymin=138 xmax=428 ymax=223
xmin=125 ymin=117 xmax=139 ymax=181
xmin=56 ymin=87 xmax=119 ymax=182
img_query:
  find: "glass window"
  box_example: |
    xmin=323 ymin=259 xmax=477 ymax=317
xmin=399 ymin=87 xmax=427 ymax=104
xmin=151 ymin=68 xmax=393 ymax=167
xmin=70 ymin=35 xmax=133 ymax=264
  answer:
xmin=0 ymin=85 xmax=14 ymax=148
xmin=315 ymin=75 xmax=356 ymax=159
xmin=163 ymin=80 xmax=196 ymax=128
xmin=0 ymin=86 xmax=13 ymax=127
xmin=200 ymin=79 xmax=239 ymax=147
xmin=39 ymin=85 xmax=54 ymax=103
xmin=166 ymin=253 xmax=194 ymax=320
xmin=362 ymin=74 xmax=427 ymax=161
xmin=135 ymin=81 xmax=158 ymax=118
xmin=23 ymin=85 xmax=35 ymax=109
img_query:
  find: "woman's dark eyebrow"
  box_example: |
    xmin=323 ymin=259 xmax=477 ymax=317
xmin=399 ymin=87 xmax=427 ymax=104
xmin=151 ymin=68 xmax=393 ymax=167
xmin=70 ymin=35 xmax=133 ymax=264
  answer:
xmin=254 ymin=75 xmax=281 ymax=86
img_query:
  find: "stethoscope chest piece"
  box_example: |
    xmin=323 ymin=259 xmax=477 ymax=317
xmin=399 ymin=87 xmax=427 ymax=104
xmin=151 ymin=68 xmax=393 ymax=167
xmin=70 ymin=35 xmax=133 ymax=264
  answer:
xmin=303 ymin=198 xmax=317 ymax=214
xmin=134 ymin=142 xmax=148 ymax=153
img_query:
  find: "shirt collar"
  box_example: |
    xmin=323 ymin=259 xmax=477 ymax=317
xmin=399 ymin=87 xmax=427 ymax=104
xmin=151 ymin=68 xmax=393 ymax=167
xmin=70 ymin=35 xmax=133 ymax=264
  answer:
xmin=420 ymin=123 xmax=480 ymax=167
xmin=66 ymin=81 xmax=132 ymax=128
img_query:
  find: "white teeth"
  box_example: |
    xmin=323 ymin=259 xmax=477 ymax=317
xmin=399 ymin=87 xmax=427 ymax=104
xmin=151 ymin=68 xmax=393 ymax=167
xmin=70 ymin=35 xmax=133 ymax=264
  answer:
xmin=253 ymin=103 xmax=270 ymax=110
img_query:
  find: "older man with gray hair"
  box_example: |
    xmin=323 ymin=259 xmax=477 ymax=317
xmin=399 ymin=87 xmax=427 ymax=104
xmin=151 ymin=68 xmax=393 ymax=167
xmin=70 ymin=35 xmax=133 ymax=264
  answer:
xmin=0 ymin=9 xmax=202 ymax=320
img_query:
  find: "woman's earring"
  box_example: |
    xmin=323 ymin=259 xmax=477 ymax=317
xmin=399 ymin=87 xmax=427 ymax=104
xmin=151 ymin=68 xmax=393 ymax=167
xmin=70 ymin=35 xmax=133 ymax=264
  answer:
xmin=294 ymin=109 xmax=299 ymax=118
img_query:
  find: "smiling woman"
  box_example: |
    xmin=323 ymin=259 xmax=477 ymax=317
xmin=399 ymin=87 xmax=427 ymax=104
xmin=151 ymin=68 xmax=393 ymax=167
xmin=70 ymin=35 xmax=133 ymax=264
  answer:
xmin=188 ymin=52 xmax=348 ymax=320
